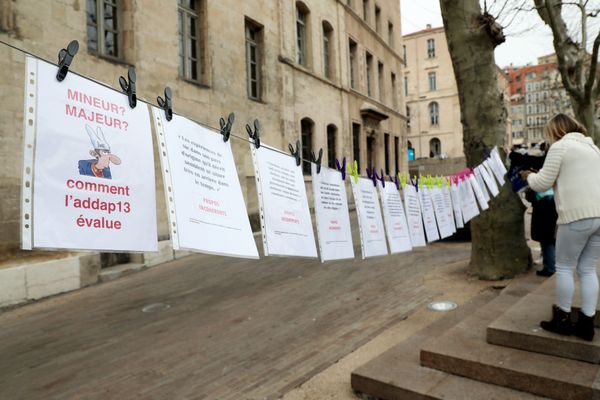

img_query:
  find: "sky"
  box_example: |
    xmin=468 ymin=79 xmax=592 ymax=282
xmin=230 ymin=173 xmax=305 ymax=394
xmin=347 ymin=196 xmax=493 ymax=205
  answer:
xmin=400 ymin=0 xmax=559 ymax=68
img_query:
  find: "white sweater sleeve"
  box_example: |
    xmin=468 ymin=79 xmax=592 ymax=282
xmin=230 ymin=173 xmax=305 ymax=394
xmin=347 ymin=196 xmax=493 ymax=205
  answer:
xmin=527 ymin=144 xmax=566 ymax=192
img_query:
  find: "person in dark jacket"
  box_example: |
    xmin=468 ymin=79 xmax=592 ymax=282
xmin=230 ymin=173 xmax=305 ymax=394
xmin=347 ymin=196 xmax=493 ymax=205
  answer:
xmin=510 ymin=143 xmax=558 ymax=276
xmin=525 ymin=187 xmax=557 ymax=276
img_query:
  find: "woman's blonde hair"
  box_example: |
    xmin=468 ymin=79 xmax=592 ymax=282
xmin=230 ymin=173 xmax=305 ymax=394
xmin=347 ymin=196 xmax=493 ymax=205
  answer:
xmin=544 ymin=113 xmax=588 ymax=144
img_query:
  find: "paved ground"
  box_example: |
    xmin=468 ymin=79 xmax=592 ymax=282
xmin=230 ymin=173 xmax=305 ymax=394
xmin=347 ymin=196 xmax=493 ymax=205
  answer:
xmin=0 ymin=230 xmax=475 ymax=400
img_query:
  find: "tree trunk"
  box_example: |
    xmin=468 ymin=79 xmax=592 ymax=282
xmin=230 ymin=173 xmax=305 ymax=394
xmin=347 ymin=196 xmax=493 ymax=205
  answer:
xmin=573 ymin=99 xmax=598 ymax=141
xmin=440 ymin=0 xmax=531 ymax=279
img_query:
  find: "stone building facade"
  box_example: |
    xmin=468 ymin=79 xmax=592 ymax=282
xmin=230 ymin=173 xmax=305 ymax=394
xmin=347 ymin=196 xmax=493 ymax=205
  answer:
xmin=403 ymin=25 xmax=511 ymax=160
xmin=403 ymin=25 xmax=462 ymax=159
xmin=506 ymin=57 xmax=573 ymax=148
xmin=0 ymin=1 xmax=406 ymax=274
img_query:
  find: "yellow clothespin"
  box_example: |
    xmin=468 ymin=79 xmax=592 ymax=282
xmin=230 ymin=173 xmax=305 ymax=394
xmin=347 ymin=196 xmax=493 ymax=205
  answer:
xmin=347 ymin=160 xmax=359 ymax=184
xmin=398 ymin=172 xmax=407 ymax=188
xmin=425 ymin=175 xmax=432 ymax=189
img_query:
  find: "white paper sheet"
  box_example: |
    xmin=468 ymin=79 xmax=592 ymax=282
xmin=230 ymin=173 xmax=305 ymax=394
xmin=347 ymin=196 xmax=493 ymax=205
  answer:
xmin=152 ymin=111 xmax=258 ymax=258
xmin=419 ymin=187 xmax=440 ymax=243
xmin=430 ymin=187 xmax=454 ymax=239
xmin=458 ymin=178 xmax=480 ymax=223
xmin=474 ymin=167 xmax=490 ymax=202
xmin=483 ymin=159 xmax=503 ymax=192
xmin=449 ymin=183 xmax=465 ymax=229
xmin=441 ymin=186 xmax=458 ymax=233
xmin=489 ymin=147 xmax=508 ymax=184
xmin=312 ymin=165 xmax=355 ymax=262
xmin=402 ymin=185 xmax=427 ymax=247
xmin=351 ymin=177 xmax=388 ymax=258
xmin=251 ymin=144 xmax=317 ymax=258
xmin=478 ymin=163 xmax=500 ymax=197
xmin=27 ymin=57 xmax=157 ymax=251
xmin=469 ymin=175 xmax=489 ymax=211
xmin=379 ymin=183 xmax=412 ymax=253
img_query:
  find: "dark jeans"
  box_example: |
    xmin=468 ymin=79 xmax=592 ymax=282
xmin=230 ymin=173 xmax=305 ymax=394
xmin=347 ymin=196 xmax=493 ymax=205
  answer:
xmin=541 ymin=240 xmax=556 ymax=273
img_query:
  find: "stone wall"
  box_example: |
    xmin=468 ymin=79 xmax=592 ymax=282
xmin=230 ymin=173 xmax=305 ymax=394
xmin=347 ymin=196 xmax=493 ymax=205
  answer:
xmin=0 ymin=0 xmax=406 ymax=262
xmin=408 ymin=157 xmax=467 ymax=177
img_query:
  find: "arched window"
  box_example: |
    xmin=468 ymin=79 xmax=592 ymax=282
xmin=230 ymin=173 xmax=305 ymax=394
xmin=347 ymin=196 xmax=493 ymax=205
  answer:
xmin=429 ymin=138 xmax=441 ymax=158
xmin=327 ymin=124 xmax=337 ymax=169
xmin=429 ymin=101 xmax=439 ymax=125
xmin=301 ymin=118 xmax=314 ymax=175
xmin=322 ymin=21 xmax=334 ymax=79
xmin=407 ymin=140 xmax=413 ymax=149
xmin=296 ymin=2 xmax=310 ymax=66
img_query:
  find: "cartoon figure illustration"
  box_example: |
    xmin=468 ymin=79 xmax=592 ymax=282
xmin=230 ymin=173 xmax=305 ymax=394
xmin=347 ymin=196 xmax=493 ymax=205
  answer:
xmin=78 ymin=125 xmax=121 ymax=179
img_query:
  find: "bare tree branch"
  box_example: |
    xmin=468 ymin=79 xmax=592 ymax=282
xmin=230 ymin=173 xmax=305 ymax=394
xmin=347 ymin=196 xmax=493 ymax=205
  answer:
xmin=584 ymin=30 xmax=600 ymax=99
xmin=535 ymin=0 xmax=584 ymax=101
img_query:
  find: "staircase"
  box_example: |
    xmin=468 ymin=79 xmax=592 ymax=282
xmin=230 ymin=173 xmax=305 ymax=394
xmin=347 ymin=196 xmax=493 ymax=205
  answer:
xmin=351 ymin=275 xmax=600 ymax=400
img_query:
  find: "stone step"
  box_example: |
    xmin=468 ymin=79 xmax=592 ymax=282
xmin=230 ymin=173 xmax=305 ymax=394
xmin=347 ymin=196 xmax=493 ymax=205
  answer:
xmin=420 ymin=279 xmax=600 ymax=400
xmin=98 ymin=263 xmax=146 ymax=282
xmin=352 ymin=276 xmax=548 ymax=399
xmin=487 ymin=278 xmax=600 ymax=363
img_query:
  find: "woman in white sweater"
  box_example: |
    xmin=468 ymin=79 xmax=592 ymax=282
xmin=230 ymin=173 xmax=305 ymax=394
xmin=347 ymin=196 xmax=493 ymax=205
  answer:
xmin=522 ymin=113 xmax=600 ymax=341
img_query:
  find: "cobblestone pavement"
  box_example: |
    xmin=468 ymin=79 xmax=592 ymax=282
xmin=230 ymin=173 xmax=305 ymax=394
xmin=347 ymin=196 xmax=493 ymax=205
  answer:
xmin=0 ymin=235 xmax=471 ymax=400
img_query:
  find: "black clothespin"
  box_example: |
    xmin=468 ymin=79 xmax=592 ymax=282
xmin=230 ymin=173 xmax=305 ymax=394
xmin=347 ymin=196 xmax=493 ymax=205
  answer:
xmin=336 ymin=157 xmax=346 ymax=180
xmin=219 ymin=112 xmax=235 ymax=142
xmin=366 ymin=167 xmax=377 ymax=187
xmin=157 ymin=87 xmax=173 ymax=121
xmin=119 ymin=67 xmax=137 ymax=109
xmin=246 ymin=119 xmax=261 ymax=149
xmin=389 ymin=174 xmax=399 ymax=189
xmin=311 ymin=148 xmax=323 ymax=174
xmin=56 ymin=40 xmax=79 ymax=82
xmin=288 ymin=140 xmax=301 ymax=167
xmin=377 ymin=169 xmax=385 ymax=188
xmin=483 ymin=147 xmax=492 ymax=159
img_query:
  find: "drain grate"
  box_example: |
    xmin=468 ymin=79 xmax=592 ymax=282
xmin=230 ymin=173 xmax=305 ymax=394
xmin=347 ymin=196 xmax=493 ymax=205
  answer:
xmin=427 ymin=301 xmax=458 ymax=311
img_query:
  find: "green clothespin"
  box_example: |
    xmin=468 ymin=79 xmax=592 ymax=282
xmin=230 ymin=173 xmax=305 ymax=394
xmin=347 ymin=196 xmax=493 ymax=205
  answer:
xmin=347 ymin=160 xmax=359 ymax=184
xmin=398 ymin=172 xmax=407 ymax=188
xmin=436 ymin=176 xmax=443 ymax=188
xmin=424 ymin=175 xmax=431 ymax=189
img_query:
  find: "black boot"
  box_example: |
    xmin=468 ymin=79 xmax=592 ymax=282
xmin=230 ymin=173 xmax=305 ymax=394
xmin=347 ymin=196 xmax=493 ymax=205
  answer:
xmin=573 ymin=311 xmax=595 ymax=341
xmin=540 ymin=305 xmax=572 ymax=336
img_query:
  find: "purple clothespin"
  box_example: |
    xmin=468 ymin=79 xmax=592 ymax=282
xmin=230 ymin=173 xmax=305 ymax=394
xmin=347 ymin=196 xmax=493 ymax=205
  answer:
xmin=412 ymin=175 xmax=419 ymax=192
xmin=366 ymin=167 xmax=377 ymax=187
xmin=336 ymin=157 xmax=346 ymax=180
xmin=377 ymin=169 xmax=385 ymax=188
xmin=483 ymin=148 xmax=491 ymax=160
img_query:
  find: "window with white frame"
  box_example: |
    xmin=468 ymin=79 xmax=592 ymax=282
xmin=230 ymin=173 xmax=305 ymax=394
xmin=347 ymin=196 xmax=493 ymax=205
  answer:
xmin=349 ymin=39 xmax=357 ymax=89
xmin=245 ymin=19 xmax=263 ymax=100
xmin=366 ymin=52 xmax=373 ymax=96
xmin=429 ymin=101 xmax=439 ymax=125
xmin=322 ymin=21 xmax=334 ymax=79
xmin=296 ymin=3 xmax=309 ymax=66
xmin=428 ymin=71 xmax=437 ymax=91
xmin=178 ymin=0 xmax=205 ymax=82
xmin=427 ymin=38 xmax=435 ymax=58
xmin=87 ymin=0 xmax=121 ymax=59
